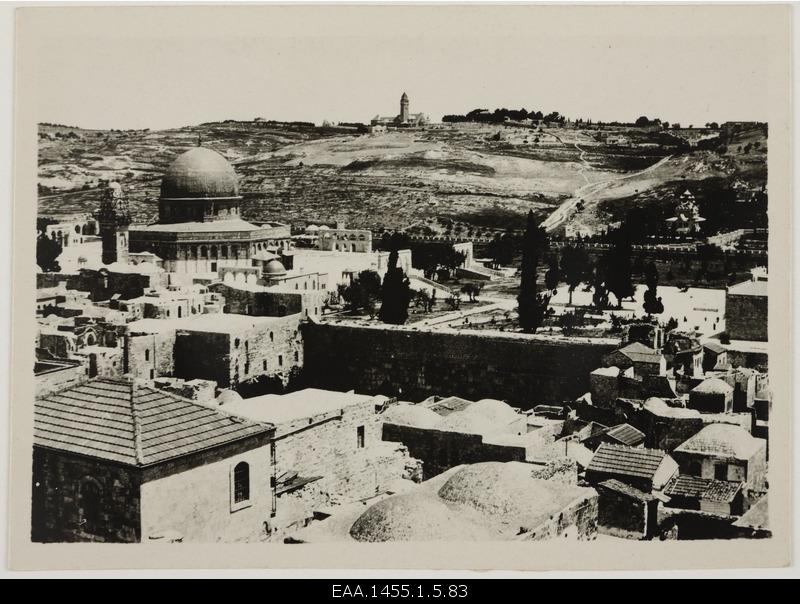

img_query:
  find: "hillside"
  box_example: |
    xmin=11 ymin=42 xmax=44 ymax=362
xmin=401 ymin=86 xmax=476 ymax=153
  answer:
xmin=37 ymin=120 xmax=767 ymax=238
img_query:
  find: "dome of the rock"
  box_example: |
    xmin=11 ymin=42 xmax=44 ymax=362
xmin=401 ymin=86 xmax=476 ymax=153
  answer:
xmin=160 ymin=147 xmax=240 ymax=200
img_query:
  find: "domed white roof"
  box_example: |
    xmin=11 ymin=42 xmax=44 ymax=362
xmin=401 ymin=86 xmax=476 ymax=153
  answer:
xmin=263 ymin=259 xmax=287 ymax=277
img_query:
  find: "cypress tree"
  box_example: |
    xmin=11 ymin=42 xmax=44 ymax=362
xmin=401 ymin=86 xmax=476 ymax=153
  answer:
xmin=517 ymin=210 xmax=550 ymax=333
xmin=378 ymin=248 xmax=412 ymax=325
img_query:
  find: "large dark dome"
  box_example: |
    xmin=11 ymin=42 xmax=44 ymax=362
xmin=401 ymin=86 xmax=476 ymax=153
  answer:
xmin=160 ymin=147 xmax=240 ymax=200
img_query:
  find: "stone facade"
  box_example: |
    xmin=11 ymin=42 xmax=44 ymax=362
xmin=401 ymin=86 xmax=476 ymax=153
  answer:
xmin=595 ymin=481 xmax=658 ymax=540
xmin=271 ymin=399 xmax=415 ymax=514
xmin=139 ymin=437 xmax=275 ymax=543
xmin=382 ymin=423 xmax=528 ymax=480
xmin=524 ymin=491 xmax=599 ymax=541
xmin=125 ymin=326 xmax=177 ymax=380
xmin=726 ymin=288 xmax=768 ymax=342
xmin=302 ymin=324 xmax=618 ymax=409
xmin=317 ymin=228 xmax=373 ymax=253
xmin=33 ymin=431 xmax=277 ymax=544
xmin=32 ymin=448 xmax=142 ymax=543
xmin=209 ymin=282 xmax=325 ymax=321
xmin=174 ymin=314 xmax=304 ymax=389
xmin=672 ymin=445 xmax=767 ymax=491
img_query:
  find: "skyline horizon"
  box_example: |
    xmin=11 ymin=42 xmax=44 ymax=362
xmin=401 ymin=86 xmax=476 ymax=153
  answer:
xmin=38 ymin=93 xmax=766 ymax=133
xmin=28 ymin=7 xmax=770 ymax=132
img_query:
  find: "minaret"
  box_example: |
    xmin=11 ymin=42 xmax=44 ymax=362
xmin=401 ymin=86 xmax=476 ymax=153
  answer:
xmin=97 ymin=182 xmax=132 ymax=265
xmin=400 ymin=92 xmax=410 ymax=123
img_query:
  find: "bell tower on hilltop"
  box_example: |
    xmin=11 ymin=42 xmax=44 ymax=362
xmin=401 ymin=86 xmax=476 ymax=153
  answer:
xmin=400 ymin=92 xmax=410 ymax=123
xmin=97 ymin=182 xmax=132 ymax=265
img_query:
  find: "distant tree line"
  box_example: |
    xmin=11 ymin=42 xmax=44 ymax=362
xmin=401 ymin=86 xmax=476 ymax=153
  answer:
xmin=442 ymin=108 xmax=567 ymax=125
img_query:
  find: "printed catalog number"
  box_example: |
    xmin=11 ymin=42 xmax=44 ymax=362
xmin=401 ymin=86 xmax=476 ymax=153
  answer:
xmin=332 ymin=584 xmax=469 ymax=598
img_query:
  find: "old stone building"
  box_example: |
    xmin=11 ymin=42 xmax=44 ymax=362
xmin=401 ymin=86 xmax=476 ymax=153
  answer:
xmin=585 ymin=443 xmax=678 ymax=493
xmin=125 ymin=147 xmax=291 ymax=279
xmin=672 ymin=424 xmax=767 ymax=491
xmin=602 ymin=342 xmax=666 ymax=379
xmin=124 ymin=313 xmax=304 ymax=389
xmin=317 ymin=225 xmax=373 ymax=253
xmin=595 ymin=479 xmax=659 ymax=540
xmin=726 ymin=278 xmax=768 ymax=342
xmin=687 ymin=377 xmax=734 ymax=413
xmin=216 ymin=388 xmax=419 ymax=535
xmin=32 ymin=378 xmax=276 ymax=543
xmin=370 ymin=92 xmax=429 ymax=128
xmin=663 ymin=474 xmax=744 ymax=516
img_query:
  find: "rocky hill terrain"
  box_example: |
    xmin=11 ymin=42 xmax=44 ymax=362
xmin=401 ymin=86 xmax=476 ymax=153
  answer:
xmin=38 ymin=120 xmax=767 ymax=238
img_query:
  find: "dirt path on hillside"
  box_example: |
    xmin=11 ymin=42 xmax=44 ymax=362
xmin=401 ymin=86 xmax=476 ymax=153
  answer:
xmin=539 ymin=152 xmax=673 ymax=233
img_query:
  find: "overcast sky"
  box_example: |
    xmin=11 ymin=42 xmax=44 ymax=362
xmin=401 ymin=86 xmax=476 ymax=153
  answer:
xmin=25 ymin=5 xmax=772 ymax=130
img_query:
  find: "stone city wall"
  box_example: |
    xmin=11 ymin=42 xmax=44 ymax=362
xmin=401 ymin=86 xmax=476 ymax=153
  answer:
xmin=302 ymin=323 xmax=619 ymax=409
xmin=726 ymin=294 xmax=768 ymax=342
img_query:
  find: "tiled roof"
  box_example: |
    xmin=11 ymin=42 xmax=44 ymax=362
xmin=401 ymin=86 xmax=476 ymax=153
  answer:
xmin=703 ymin=479 xmax=743 ymax=503
xmin=597 ymin=479 xmax=656 ymax=502
xmin=35 ymin=378 xmax=273 ymax=467
xmin=664 ymin=474 xmax=741 ymax=503
xmin=674 ymin=424 xmax=765 ymax=460
xmin=605 ymin=424 xmax=646 ymax=447
xmin=703 ymin=341 xmax=726 ymax=355
xmin=618 ymin=342 xmax=663 ymax=364
xmin=664 ymin=474 xmax=710 ymax=498
xmin=587 ymin=443 xmax=667 ymax=480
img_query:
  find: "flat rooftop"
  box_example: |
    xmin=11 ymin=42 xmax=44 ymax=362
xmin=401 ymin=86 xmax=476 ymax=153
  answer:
xmin=126 ymin=312 xmax=294 ymax=335
xmin=728 ymin=280 xmax=768 ymax=297
xmin=223 ymin=388 xmax=376 ymax=425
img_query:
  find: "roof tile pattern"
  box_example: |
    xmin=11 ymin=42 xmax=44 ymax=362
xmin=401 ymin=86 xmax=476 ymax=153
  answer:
xmin=664 ymin=474 xmax=742 ymax=503
xmin=35 ymin=378 xmax=273 ymax=467
xmin=605 ymin=424 xmax=646 ymax=447
xmin=587 ymin=443 xmax=667 ymax=480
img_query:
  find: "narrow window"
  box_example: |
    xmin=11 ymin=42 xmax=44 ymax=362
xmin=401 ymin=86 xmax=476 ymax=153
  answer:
xmin=357 ymin=426 xmax=365 ymax=449
xmin=80 ymin=480 xmax=102 ymax=534
xmin=144 ymin=349 xmax=150 ymax=361
xmin=278 ymin=355 xmax=283 ymax=367
xmin=234 ymin=462 xmax=250 ymax=504
xmin=263 ymin=360 xmax=267 ymax=371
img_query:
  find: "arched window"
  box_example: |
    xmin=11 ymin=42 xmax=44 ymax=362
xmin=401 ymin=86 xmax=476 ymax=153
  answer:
xmin=233 ymin=462 xmax=250 ymax=504
xmin=79 ymin=479 xmax=102 ymax=534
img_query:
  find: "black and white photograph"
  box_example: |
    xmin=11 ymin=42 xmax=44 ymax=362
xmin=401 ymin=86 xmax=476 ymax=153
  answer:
xmin=4 ymin=2 xmax=795 ymax=575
